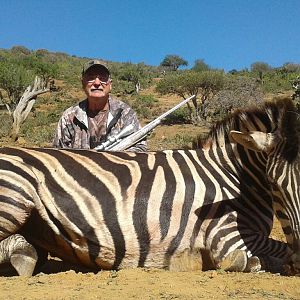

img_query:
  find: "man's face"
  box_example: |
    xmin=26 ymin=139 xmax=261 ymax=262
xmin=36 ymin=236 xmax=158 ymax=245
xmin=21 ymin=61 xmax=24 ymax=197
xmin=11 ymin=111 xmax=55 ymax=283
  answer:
xmin=82 ymin=66 xmax=112 ymax=99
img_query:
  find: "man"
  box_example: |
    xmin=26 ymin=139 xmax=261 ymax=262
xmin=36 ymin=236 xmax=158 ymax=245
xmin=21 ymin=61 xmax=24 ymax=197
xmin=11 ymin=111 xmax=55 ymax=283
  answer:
xmin=53 ymin=60 xmax=147 ymax=152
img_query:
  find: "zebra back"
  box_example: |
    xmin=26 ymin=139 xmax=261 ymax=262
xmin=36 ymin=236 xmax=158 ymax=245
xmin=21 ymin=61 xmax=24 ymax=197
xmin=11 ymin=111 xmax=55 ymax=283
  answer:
xmin=0 ymin=97 xmax=297 ymax=273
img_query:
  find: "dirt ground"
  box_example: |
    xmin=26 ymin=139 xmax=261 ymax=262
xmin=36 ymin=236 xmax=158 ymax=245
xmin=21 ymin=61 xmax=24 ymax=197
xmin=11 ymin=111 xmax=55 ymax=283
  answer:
xmin=1 ymin=267 xmax=299 ymax=300
xmin=0 ymin=219 xmax=299 ymax=300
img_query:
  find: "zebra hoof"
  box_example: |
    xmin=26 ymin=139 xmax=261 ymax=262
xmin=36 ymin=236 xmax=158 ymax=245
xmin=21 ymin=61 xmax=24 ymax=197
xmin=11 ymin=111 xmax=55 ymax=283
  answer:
xmin=244 ymin=256 xmax=262 ymax=272
xmin=11 ymin=254 xmax=37 ymax=276
xmin=10 ymin=247 xmax=38 ymax=276
xmin=219 ymin=249 xmax=248 ymax=272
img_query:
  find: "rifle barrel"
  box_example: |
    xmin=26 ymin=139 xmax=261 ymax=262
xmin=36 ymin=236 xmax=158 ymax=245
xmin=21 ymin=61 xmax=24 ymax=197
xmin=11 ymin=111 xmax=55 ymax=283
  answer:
xmin=108 ymin=95 xmax=196 ymax=151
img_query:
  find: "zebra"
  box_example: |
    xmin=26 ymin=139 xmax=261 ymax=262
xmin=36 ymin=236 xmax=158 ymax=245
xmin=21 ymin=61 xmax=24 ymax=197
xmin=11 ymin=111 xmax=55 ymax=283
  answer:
xmin=0 ymin=97 xmax=299 ymax=276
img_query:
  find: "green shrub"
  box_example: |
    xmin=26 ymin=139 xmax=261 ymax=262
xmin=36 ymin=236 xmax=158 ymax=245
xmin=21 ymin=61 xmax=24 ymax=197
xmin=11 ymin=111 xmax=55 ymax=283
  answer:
xmin=0 ymin=112 xmax=12 ymax=138
xmin=262 ymin=72 xmax=299 ymax=93
xmin=206 ymin=76 xmax=264 ymax=121
xmin=20 ymin=111 xmax=60 ymax=146
xmin=162 ymin=107 xmax=190 ymax=125
xmin=132 ymin=94 xmax=158 ymax=119
xmin=21 ymin=123 xmax=56 ymax=146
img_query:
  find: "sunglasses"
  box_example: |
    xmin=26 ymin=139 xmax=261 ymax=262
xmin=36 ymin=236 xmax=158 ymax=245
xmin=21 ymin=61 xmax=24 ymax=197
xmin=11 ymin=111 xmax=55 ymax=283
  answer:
xmin=84 ymin=74 xmax=111 ymax=85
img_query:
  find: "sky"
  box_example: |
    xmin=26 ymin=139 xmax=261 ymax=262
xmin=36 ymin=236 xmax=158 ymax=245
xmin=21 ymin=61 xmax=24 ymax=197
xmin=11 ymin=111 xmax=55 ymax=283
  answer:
xmin=1 ymin=0 xmax=299 ymax=72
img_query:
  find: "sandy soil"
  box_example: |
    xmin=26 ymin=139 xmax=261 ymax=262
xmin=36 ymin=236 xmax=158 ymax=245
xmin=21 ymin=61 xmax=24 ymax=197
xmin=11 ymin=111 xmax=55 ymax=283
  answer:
xmin=0 ymin=195 xmax=299 ymax=300
xmin=1 ymin=267 xmax=299 ymax=300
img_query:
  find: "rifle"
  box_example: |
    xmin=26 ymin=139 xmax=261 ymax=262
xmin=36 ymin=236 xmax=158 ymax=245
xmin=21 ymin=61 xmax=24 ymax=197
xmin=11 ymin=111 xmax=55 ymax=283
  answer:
xmin=95 ymin=94 xmax=196 ymax=151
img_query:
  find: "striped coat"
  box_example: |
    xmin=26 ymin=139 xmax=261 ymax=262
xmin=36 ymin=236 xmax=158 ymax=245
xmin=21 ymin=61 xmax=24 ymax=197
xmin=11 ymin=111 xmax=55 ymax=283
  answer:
xmin=0 ymin=97 xmax=299 ymax=276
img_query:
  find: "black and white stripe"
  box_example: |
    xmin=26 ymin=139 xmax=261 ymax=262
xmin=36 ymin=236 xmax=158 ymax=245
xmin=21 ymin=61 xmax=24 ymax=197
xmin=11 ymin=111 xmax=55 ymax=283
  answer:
xmin=0 ymin=97 xmax=299 ymax=276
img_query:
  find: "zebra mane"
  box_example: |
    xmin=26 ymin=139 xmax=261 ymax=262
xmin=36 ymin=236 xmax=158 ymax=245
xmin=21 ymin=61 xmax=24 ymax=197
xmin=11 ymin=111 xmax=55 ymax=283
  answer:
xmin=193 ymin=97 xmax=300 ymax=155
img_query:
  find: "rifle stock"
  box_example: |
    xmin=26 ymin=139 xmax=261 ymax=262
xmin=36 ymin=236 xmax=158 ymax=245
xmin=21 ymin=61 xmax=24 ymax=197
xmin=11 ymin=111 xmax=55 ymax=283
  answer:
xmin=95 ymin=95 xmax=196 ymax=151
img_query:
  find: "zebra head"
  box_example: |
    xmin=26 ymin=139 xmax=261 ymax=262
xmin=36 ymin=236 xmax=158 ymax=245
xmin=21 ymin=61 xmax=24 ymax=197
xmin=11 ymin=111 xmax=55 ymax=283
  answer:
xmin=230 ymin=98 xmax=300 ymax=272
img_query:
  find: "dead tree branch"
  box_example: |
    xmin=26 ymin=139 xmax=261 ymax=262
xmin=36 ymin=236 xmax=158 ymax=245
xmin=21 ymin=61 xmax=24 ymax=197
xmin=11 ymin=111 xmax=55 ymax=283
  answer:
xmin=11 ymin=76 xmax=49 ymax=141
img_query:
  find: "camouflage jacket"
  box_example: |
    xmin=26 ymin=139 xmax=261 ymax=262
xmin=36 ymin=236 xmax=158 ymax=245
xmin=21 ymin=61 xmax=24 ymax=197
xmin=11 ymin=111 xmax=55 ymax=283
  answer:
xmin=53 ymin=97 xmax=147 ymax=152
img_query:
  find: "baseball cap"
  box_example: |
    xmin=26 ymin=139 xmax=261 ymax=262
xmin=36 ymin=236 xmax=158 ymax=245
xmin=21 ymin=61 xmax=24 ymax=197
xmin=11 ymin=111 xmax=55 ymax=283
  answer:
xmin=82 ymin=60 xmax=110 ymax=76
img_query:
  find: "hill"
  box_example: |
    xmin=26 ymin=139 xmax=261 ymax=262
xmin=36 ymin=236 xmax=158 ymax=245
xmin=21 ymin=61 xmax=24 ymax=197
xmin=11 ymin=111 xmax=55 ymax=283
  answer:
xmin=0 ymin=47 xmax=299 ymax=299
xmin=0 ymin=46 xmax=298 ymax=149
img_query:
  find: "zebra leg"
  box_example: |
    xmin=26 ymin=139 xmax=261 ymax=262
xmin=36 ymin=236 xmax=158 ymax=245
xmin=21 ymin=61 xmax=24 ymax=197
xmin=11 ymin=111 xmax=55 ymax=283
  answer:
xmin=232 ymin=255 xmax=282 ymax=273
xmin=243 ymin=236 xmax=290 ymax=273
xmin=217 ymin=249 xmax=248 ymax=272
xmin=257 ymin=255 xmax=287 ymax=274
xmin=0 ymin=234 xmax=38 ymax=276
xmin=218 ymin=251 xmax=287 ymax=273
xmin=290 ymin=252 xmax=300 ymax=273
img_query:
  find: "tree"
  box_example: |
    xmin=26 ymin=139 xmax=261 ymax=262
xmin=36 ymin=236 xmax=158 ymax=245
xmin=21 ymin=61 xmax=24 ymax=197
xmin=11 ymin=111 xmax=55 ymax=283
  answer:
xmin=192 ymin=59 xmax=210 ymax=72
xmin=110 ymin=62 xmax=153 ymax=95
xmin=250 ymin=62 xmax=272 ymax=83
xmin=160 ymin=55 xmax=188 ymax=71
xmin=155 ymin=70 xmax=225 ymax=123
xmin=117 ymin=63 xmax=144 ymax=94
xmin=280 ymin=62 xmax=300 ymax=74
xmin=0 ymin=59 xmax=50 ymax=140
xmin=0 ymin=60 xmax=34 ymax=114
xmin=20 ymin=55 xmax=59 ymax=84
xmin=228 ymin=69 xmax=238 ymax=75
xmin=10 ymin=45 xmax=31 ymax=56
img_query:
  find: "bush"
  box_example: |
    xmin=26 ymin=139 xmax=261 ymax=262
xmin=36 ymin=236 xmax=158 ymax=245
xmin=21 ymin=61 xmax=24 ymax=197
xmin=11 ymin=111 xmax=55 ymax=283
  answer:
xmin=22 ymin=125 xmax=56 ymax=146
xmin=0 ymin=112 xmax=12 ymax=138
xmin=205 ymin=76 xmax=264 ymax=121
xmin=162 ymin=107 xmax=190 ymax=125
xmin=261 ymin=71 xmax=299 ymax=93
xmin=20 ymin=111 xmax=59 ymax=146
xmin=131 ymin=94 xmax=158 ymax=119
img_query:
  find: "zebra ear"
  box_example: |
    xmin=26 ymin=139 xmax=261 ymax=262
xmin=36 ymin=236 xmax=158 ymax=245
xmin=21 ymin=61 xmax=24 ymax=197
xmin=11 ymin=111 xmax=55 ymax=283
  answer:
xmin=230 ymin=130 xmax=276 ymax=152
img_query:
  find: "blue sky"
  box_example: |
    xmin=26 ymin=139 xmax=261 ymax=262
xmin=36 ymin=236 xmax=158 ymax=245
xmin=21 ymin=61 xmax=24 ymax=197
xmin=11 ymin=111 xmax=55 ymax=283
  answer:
xmin=1 ymin=0 xmax=299 ymax=71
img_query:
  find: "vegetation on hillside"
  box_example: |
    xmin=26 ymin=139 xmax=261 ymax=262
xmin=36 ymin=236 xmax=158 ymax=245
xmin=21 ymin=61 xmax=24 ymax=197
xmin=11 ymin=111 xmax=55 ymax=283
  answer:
xmin=0 ymin=46 xmax=299 ymax=149
xmin=156 ymin=70 xmax=226 ymax=123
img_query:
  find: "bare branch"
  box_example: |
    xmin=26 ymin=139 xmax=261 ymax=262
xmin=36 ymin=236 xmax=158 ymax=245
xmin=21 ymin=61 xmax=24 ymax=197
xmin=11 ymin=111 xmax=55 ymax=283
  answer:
xmin=11 ymin=76 xmax=50 ymax=141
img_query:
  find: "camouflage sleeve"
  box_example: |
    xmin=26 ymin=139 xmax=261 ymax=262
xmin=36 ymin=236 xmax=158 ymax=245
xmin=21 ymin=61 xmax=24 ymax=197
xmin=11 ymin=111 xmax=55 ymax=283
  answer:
xmin=52 ymin=115 xmax=74 ymax=148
